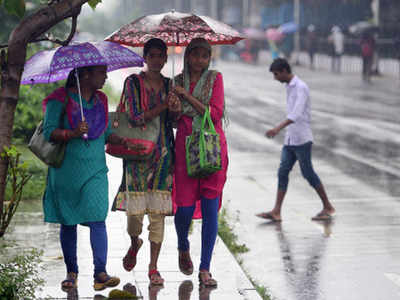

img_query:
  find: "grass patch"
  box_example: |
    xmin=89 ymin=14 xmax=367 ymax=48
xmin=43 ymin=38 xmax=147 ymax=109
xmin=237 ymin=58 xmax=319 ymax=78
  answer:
xmin=218 ymin=208 xmax=272 ymax=300
xmin=218 ymin=208 xmax=249 ymax=255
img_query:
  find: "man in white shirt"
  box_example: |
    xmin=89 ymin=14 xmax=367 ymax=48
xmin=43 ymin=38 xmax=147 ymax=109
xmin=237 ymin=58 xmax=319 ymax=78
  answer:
xmin=328 ymin=26 xmax=344 ymax=73
xmin=256 ymin=58 xmax=335 ymax=221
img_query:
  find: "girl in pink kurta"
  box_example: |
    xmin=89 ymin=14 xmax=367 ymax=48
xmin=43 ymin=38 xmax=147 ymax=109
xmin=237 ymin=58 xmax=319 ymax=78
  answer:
xmin=171 ymin=38 xmax=228 ymax=287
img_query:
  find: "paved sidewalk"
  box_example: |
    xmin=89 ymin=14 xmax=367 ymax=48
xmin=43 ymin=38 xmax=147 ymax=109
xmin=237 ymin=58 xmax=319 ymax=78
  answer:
xmin=32 ymin=155 xmax=261 ymax=300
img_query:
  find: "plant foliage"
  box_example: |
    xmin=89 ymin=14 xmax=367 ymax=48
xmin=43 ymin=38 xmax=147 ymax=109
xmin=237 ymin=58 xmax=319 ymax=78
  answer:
xmin=0 ymin=146 xmax=32 ymax=237
xmin=0 ymin=248 xmax=44 ymax=300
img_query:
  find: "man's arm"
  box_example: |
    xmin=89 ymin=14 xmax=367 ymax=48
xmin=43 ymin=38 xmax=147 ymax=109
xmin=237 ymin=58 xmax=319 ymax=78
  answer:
xmin=266 ymin=119 xmax=293 ymax=138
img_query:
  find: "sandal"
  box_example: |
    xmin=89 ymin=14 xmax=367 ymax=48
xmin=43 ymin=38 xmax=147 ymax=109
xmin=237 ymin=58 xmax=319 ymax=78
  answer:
xmin=148 ymin=269 xmax=164 ymax=286
xmin=61 ymin=272 xmax=78 ymax=291
xmin=123 ymin=238 xmax=143 ymax=272
xmin=178 ymin=280 xmax=193 ymax=299
xmin=93 ymin=272 xmax=120 ymax=291
xmin=198 ymin=271 xmax=217 ymax=287
xmin=179 ymin=251 xmax=193 ymax=275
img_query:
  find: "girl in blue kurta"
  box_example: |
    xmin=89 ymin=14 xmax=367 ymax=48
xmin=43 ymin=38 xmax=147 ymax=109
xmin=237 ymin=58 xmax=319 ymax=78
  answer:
xmin=42 ymin=65 xmax=128 ymax=291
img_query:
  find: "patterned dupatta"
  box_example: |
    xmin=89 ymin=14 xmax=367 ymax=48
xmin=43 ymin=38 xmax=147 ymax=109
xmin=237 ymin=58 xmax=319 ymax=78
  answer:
xmin=174 ymin=38 xmax=220 ymax=118
xmin=42 ymin=87 xmax=108 ymax=140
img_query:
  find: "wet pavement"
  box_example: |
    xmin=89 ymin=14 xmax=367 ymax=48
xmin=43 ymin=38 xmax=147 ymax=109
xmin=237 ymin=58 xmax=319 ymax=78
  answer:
xmin=3 ymin=154 xmax=260 ymax=300
xmin=218 ymin=57 xmax=400 ymax=300
xmin=3 ymin=53 xmax=400 ymax=299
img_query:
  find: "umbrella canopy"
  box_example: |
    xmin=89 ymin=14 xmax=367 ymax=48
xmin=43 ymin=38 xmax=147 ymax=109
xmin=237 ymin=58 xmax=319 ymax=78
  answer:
xmin=266 ymin=28 xmax=284 ymax=42
xmin=105 ymin=10 xmax=244 ymax=47
xmin=349 ymin=21 xmax=378 ymax=35
xmin=242 ymin=27 xmax=266 ymax=40
xmin=21 ymin=41 xmax=144 ymax=85
xmin=279 ymin=22 xmax=298 ymax=34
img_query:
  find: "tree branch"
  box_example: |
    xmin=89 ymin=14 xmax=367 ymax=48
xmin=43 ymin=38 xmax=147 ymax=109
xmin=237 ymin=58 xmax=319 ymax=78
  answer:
xmin=1 ymin=12 xmax=80 ymax=49
xmin=30 ymin=14 xmax=78 ymax=46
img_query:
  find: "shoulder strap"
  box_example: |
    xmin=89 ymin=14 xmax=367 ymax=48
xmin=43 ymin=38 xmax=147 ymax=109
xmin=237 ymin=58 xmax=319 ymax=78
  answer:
xmin=59 ymin=94 xmax=68 ymax=129
xmin=119 ymin=75 xmax=141 ymax=112
xmin=163 ymin=77 xmax=170 ymax=94
xmin=133 ymin=74 xmax=149 ymax=111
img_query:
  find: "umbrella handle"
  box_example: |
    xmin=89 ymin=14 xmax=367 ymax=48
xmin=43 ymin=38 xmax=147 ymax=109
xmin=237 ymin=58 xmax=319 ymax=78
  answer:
xmin=75 ymin=69 xmax=88 ymax=140
xmin=172 ymin=46 xmax=175 ymax=87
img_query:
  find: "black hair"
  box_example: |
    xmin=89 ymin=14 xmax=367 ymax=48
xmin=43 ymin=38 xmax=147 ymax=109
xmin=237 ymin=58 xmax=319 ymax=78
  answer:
xmin=65 ymin=66 xmax=98 ymax=88
xmin=269 ymin=58 xmax=292 ymax=74
xmin=143 ymin=38 xmax=167 ymax=58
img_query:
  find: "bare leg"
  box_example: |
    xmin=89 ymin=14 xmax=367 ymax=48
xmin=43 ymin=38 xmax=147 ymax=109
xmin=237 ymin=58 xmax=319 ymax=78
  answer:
xmin=312 ymin=183 xmax=335 ymax=220
xmin=149 ymin=241 xmax=161 ymax=271
xmin=149 ymin=241 xmax=164 ymax=285
xmin=315 ymin=183 xmax=335 ymax=214
xmin=256 ymin=189 xmax=286 ymax=221
xmin=131 ymin=236 xmax=139 ymax=248
xmin=269 ymin=189 xmax=286 ymax=219
xmin=122 ymin=235 xmax=143 ymax=272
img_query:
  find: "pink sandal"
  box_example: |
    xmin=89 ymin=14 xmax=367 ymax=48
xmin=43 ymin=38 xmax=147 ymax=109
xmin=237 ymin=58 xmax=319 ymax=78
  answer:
xmin=148 ymin=269 xmax=164 ymax=285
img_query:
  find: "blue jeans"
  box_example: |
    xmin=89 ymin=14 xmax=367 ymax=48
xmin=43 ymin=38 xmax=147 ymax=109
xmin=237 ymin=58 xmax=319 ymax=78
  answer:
xmin=278 ymin=142 xmax=321 ymax=191
xmin=60 ymin=221 xmax=108 ymax=277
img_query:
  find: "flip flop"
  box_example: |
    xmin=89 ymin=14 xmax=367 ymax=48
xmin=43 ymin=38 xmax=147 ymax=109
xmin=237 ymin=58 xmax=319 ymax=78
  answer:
xmin=148 ymin=269 xmax=164 ymax=286
xmin=255 ymin=212 xmax=281 ymax=222
xmin=93 ymin=272 xmax=120 ymax=291
xmin=311 ymin=212 xmax=333 ymax=221
xmin=123 ymin=238 xmax=143 ymax=272
xmin=61 ymin=272 xmax=78 ymax=291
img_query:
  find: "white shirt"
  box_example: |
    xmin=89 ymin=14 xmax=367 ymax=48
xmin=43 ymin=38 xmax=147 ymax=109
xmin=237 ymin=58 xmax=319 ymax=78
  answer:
xmin=329 ymin=31 xmax=344 ymax=54
xmin=284 ymin=75 xmax=313 ymax=146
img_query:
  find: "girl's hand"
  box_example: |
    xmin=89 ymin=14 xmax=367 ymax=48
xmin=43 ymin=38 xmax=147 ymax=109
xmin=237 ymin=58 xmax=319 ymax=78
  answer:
xmin=173 ymin=86 xmax=189 ymax=99
xmin=72 ymin=121 xmax=89 ymax=138
xmin=167 ymin=92 xmax=182 ymax=112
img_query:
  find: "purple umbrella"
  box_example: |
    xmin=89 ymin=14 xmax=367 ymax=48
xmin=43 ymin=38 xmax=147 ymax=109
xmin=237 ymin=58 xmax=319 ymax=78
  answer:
xmin=21 ymin=41 xmax=144 ymax=85
xmin=279 ymin=22 xmax=298 ymax=34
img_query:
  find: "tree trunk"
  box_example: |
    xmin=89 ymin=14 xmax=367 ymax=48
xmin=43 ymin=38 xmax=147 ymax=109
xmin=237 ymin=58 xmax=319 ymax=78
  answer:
xmin=0 ymin=0 xmax=89 ymax=220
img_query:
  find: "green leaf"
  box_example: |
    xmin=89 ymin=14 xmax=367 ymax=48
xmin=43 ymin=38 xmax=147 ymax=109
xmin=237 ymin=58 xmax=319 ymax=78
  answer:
xmin=88 ymin=0 xmax=102 ymax=10
xmin=4 ymin=0 xmax=25 ymax=18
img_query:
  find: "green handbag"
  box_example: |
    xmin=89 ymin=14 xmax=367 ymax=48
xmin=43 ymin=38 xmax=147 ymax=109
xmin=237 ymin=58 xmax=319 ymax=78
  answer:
xmin=185 ymin=107 xmax=222 ymax=178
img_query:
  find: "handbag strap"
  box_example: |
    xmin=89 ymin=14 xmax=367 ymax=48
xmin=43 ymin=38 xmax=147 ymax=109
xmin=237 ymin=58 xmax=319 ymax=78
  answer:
xmin=201 ymin=107 xmax=216 ymax=133
xmin=135 ymin=74 xmax=149 ymax=111
xmin=59 ymin=95 xmax=68 ymax=129
xmin=124 ymin=164 xmax=129 ymax=200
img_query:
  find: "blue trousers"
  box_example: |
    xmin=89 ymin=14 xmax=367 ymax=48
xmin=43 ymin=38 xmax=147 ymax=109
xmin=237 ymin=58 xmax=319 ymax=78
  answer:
xmin=60 ymin=221 xmax=107 ymax=277
xmin=174 ymin=196 xmax=219 ymax=271
xmin=278 ymin=141 xmax=321 ymax=191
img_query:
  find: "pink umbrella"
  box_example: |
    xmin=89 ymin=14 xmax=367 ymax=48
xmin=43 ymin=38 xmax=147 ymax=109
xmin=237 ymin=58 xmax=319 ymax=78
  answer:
xmin=266 ymin=28 xmax=284 ymax=42
xmin=105 ymin=10 xmax=244 ymax=47
xmin=106 ymin=10 xmax=244 ymax=83
xmin=242 ymin=27 xmax=266 ymax=40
